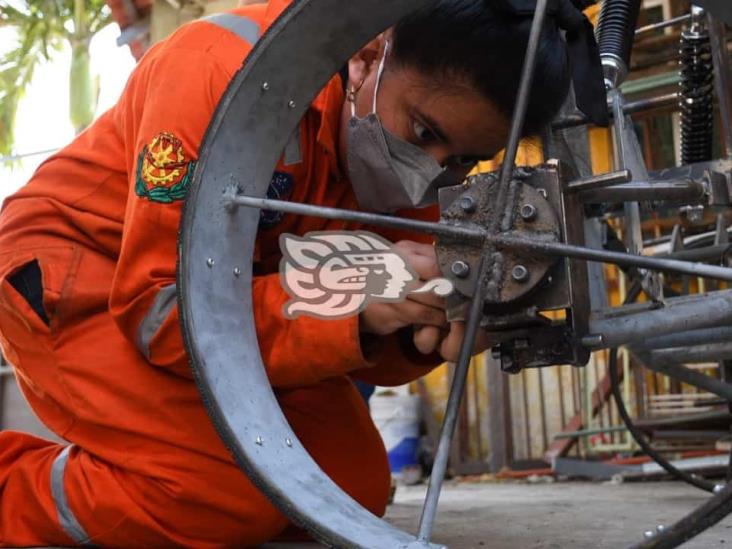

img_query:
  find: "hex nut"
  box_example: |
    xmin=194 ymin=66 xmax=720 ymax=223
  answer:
xmin=511 ymin=264 xmax=530 ymax=283
xmin=459 ymin=195 xmax=476 ymax=214
xmin=520 ymin=203 xmax=537 ymax=221
xmin=451 ymin=260 xmax=470 ymax=278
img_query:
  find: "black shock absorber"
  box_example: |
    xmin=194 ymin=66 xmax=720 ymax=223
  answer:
xmin=595 ymin=0 xmax=643 ymax=88
xmin=679 ymin=5 xmax=715 ymax=165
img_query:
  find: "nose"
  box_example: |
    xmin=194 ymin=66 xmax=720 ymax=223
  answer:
xmin=423 ymin=144 xmax=453 ymax=168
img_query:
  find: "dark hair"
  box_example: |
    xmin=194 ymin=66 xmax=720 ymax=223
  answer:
xmin=391 ymin=0 xmax=571 ymax=136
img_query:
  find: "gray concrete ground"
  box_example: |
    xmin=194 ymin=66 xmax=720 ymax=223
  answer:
xmin=385 ymin=480 xmax=732 ymax=548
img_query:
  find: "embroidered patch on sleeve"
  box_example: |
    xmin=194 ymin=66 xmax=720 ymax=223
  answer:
xmin=259 ymin=171 xmax=295 ymax=229
xmin=135 ymin=132 xmax=195 ymax=203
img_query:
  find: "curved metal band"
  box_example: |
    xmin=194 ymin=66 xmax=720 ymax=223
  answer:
xmin=178 ymin=1 xmax=442 ymax=547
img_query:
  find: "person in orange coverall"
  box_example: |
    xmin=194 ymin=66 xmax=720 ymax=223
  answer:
xmin=0 ymin=0 xmax=578 ymax=545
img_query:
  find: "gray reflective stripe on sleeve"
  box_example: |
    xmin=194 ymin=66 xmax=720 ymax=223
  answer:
xmin=136 ymin=284 xmax=177 ymax=360
xmin=51 ymin=446 xmax=91 ymax=545
xmin=202 ymin=12 xmax=260 ymax=45
xmin=203 ymin=12 xmax=303 ymax=167
xmin=284 ymin=124 xmax=302 ymax=166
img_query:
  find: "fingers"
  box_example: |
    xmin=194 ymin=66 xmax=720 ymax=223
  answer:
xmin=393 ymin=240 xmax=442 ymax=280
xmin=360 ymin=299 xmax=447 ymax=336
xmin=413 ymin=325 xmax=442 ymax=355
xmin=394 ymin=299 xmax=447 ymax=328
xmin=439 ymin=322 xmax=495 ymax=363
xmin=406 ymin=290 xmax=445 ymax=309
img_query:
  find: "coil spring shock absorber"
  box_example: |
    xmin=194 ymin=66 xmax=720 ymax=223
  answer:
xmin=679 ymin=5 xmax=715 ymax=165
xmin=595 ymin=0 xmax=643 ymax=89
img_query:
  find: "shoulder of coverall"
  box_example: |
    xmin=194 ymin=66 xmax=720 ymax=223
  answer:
xmin=148 ymin=1 xmax=345 ymax=172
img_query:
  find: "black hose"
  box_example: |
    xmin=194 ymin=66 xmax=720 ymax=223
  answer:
xmin=608 ymin=282 xmax=716 ymax=492
xmin=609 ymin=348 xmax=715 ymax=492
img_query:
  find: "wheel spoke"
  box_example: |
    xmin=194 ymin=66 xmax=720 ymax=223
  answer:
xmin=417 ymin=257 xmax=487 ymax=542
xmin=231 ymin=195 xmax=732 ymax=282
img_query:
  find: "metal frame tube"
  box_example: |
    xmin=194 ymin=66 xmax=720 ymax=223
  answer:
xmin=634 ymin=350 xmax=732 ymax=401
xmin=637 ymin=326 xmax=732 ymax=350
xmin=586 ymin=290 xmax=732 ymax=349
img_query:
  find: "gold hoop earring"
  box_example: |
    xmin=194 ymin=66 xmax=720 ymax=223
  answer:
xmin=346 ymin=78 xmax=366 ymax=102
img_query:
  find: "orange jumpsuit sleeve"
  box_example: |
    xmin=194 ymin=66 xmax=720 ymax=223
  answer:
xmin=109 ymin=30 xmax=376 ymax=387
xmin=346 ymin=205 xmax=444 ymax=386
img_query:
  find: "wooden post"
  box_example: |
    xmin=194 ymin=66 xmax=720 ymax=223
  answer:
xmin=486 ymin=354 xmax=513 ymax=472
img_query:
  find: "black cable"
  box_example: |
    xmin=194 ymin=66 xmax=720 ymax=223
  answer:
xmin=608 ymin=283 xmax=716 ymax=493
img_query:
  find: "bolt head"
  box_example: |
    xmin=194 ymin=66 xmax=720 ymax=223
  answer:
xmin=644 ymin=530 xmax=655 ymax=540
xmin=206 ymin=258 xmax=215 ymax=268
xmin=233 ymin=267 xmax=242 ymax=277
xmin=538 ymin=188 xmax=548 ymax=198
xmin=451 ymin=260 xmax=470 ymax=278
xmin=261 ymin=81 xmax=270 ymax=91
xmin=512 ymin=264 xmax=530 ymax=283
xmin=459 ymin=195 xmax=476 ymax=214
xmin=288 ymin=100 xmax=296 ymax=109
xmin=255 ymin=436 xmax=264 ymax=446
xmin=520 ymin=203 xmax=537 ymax=221
xmin=714 ymin=484 xmax=726 ymax=494
xmin=286 ymin=438 xmax=293 ymax=447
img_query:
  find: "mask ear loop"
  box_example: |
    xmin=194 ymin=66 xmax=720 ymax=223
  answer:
xmin=372 ymin=40 xmax=389 ymax=114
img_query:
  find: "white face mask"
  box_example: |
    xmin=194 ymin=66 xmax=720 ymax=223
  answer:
xmin=346 ymin=41 xmax=459 ymax=213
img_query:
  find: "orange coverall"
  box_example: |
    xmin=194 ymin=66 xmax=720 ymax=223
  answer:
xmin=0 ymin=1 xmax=440 ymax=546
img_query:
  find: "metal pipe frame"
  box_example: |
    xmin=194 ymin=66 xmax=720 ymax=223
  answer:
xmin=585 ymin=290 xmax=732 ymax=349
xmin=636 ymin=326 xmax=732 ymax=351
xmin=632 ymin=349 xmax=732 ymax=401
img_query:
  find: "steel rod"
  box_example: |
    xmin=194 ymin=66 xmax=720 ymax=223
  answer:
xmin=657 ymin=243 xmax=732 ymax=263
xmin=495 ymin=0 xmax=549 ymax=212
xmin=635 ymin=13 xmax=691 ymax=36
xmin=491 ymin=234 xmax=732 ymax=281
xmin=551 ymin=92 xmax=679 ymax=130
xmin=417 ymin=257 xmax=486 ymax=542
xmin=577 ymin=179 xmax=705 ymax=203
xmin=231 ymin=195 xmax=732 ymax=281
xmin=230 ymin=195 xmax=485 ymax=241
xmin=565 ymin=169 xmax=632 ymax=193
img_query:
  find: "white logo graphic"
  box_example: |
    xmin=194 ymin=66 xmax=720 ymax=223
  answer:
xmin=279 ymin=231 xmax=454 ymax=319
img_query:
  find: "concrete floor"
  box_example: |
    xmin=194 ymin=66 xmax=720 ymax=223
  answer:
xmin=385 ymin=479 xmax=732 ymax=548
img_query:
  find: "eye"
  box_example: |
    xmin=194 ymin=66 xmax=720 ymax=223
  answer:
xmin=412 ymin=120 xmax=438 ymax=144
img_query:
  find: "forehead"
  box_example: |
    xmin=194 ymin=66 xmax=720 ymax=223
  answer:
xmin=383 ymin=65 xmax=509 ymax=157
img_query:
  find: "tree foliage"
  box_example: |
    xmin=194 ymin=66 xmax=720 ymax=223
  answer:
xmin=0 ymin=0 xmax=112 ymax=156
